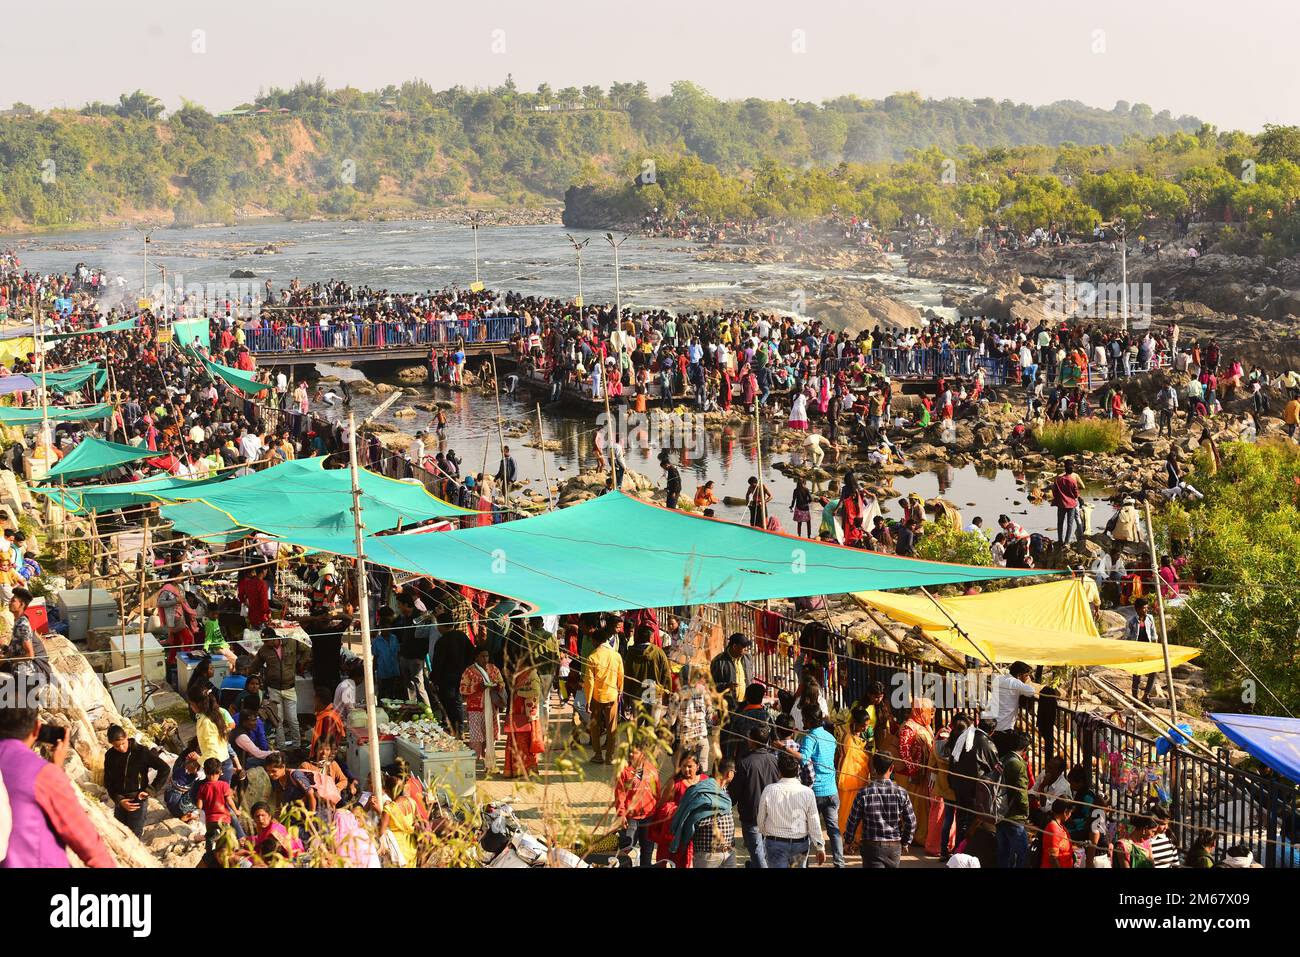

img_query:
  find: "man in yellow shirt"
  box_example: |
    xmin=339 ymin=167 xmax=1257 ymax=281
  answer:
xmin=583 ymin=636 xmax=624 ymax=764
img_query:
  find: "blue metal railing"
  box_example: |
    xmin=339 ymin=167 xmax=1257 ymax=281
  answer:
xmin=244 ymin=316 xmax=525 ymax=355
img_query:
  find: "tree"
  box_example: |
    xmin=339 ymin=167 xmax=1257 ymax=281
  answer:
xmin=116 ymin=90 xmax=164 ymax=119
xmin=1167 ymin=441 xmax=1300 ymax=715
xmin=188 ymin=155 xmax=228 ymax=201
xmin=1256 ymin=124 xmax=1300 ymax=166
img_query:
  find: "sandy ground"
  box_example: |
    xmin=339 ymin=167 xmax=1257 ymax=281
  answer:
xmin=473 ymin=694 xmax=940 ymax=869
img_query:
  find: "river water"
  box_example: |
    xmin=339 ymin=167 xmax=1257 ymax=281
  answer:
xmin=9 ymin=219 xmax=1099 ymax=534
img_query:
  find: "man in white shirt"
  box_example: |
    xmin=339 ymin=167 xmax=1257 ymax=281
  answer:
xmin=238 ymin=429 xmax=264 ymax=464
xmin=1092 ymin=546 xmax=1126 ymax=605
xmin=756 ymin=751 xmax=826 ymax=868
xmin=981 ymin=661 xmax=1037 ymax=754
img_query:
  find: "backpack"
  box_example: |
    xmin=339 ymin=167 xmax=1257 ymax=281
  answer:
xmin=305 ymin=766 xmax=343 ymax=807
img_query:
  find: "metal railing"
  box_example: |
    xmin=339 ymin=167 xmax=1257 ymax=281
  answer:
xmin=243 ymin=316 xmax=526 ymax=355
xmin=714 ymin=599 xmax=1298 ymax=867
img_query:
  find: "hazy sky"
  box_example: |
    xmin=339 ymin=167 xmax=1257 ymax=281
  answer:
xmin=2 ymin=0 xmax=1294 ymax=130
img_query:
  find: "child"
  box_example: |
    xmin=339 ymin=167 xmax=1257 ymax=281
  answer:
xmin=165 ymin=752 xmax=202 ymax=823
xmin=196 ymin=757 xmax=244 ymax=851
xmin=203 ymin=606 xmax=237 ymax=669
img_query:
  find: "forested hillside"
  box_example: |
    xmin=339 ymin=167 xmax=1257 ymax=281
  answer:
xmin=0 ymin=78 xmax=1201 ymax=229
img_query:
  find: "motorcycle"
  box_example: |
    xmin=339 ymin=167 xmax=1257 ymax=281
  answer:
xmin=478 ymin=802 xmax=588 ymax=869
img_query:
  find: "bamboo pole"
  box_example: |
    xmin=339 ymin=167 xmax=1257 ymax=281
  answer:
xmin=138 ymin=516 xmax=149 ymax=714
xmin=753 ymin=402 xmax=767 ymax=527
xmin=1086 ymin=673 xmax=1212 ymax=757
xmin=84 ymin=512 xmax=98 ymax=640
xmin=602 ymin=355 xmax=616 ymax=490
xmin=850 ymin=594 xmax=968 ymax=671
xmin=489 ymin=353 xmax=510 ymax=511
xmin=535 ymin=403 xmax=554 ymax=510
xmin=1143 ymin=500 xmax=1179 ymax=725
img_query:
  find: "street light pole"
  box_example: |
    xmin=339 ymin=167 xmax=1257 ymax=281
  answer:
xmin=468 ymin=211 xmax=489 ymax=288
xmin=1119 ymin=226 xmax=1129 ymax=334
xmin=347 ymin=391 xmax=400 ymax=802
xmin=565 ymin=234 xmax=589 ymax=328
xmin=604 ymin=232 xmax=628 ymax=322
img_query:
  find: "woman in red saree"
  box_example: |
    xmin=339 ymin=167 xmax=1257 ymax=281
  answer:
xmin=647 ymin=752 xmax=706 ymax=868
xmin=459 ymin=647 xmax=504 ymax=775
xmin=503 ymin=664 xmax=544 ymax=778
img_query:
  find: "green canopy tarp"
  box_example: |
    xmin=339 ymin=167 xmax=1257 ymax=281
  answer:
xmin=39 ymin=438 xmax=156 ymax=483
xmin=150 ymin=457 xmax=472 ymax=539
xmin=159 ymin=501 xmax=255 ymax=544
xmin=38 ymin=363 xmax=107 ymax=394
xmin=0 ymin=403 xmax=113 ymax=425
xmin=171 ymin=318 xmax=210 ymax=353
xmin=31 ymin=473 xmax=229 ymax=514
xmin=47 ymin=319 xmax=138 ymax=342
xmin=276 ymin=492 xmax=1047 ymax=616
xmin=202 ymin=357 xmax=268 ymax=395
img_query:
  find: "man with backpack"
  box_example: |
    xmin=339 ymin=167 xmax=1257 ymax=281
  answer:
xmin=996 ymin=731 xmax=1031 ymax=868
xmin=950 ymin=716 xmax=1001 ymax=845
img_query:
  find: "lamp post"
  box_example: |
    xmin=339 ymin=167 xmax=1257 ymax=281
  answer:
xmin=603 ymin=232 xmax=628 ymax=321
xmin=467 ymin=212 xmax=489 ymax=288
xmin=565 ymin=233 xmax=589 ymax=327
xmin=1116 ymin=220 xmax=1129 ymax=334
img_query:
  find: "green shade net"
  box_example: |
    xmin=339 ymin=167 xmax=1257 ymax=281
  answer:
xmin=39 ymin=437 xmax=156 ymax=483
xmin=0 ymin=403 xmax=113 ymax=425
xmin=38 ymin=363 xmax=107 ymax=394
xmin=171 ymin=318 xmax=211 ymax=353
xmin=31 ymin=474 xmax=230 ymax=514
xmin=151 ymin=457 xmax=472 ymax=539
xmin=159 ymin=501 xmax=255 ymax=544
xmin=202 ymin=357 xmax=269 ymax=395
xmin=278 ymin=492 xmax=1048 ymax=616
xmin=47 ymin=319 xmax=138 ymax=342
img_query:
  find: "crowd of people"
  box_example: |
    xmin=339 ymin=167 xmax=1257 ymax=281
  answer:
xmin=0 ymin=248 xmax=1288 ymax=872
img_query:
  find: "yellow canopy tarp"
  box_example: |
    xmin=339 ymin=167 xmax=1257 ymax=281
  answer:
xmin=0 ymin=337 xmax=34 ymax=365
xmin=853 ymin=578 xmax=1200 ymax=675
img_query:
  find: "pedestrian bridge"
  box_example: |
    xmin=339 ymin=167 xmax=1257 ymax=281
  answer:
xmin=244 ymin=315 xmax=524 ymax=364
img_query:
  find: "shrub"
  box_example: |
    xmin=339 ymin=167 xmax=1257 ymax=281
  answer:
xmin=912 ymin=521 xmax=992 ymax=567
xmin=1034 ymin=417 xmax=1128 ymax=455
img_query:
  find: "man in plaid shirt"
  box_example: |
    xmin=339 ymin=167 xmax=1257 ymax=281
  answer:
xmin=844 ymin=752 xmax=916 ymax=868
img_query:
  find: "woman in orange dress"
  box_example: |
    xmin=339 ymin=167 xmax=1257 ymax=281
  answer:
xmin=895 ymin=697 xmax=942 ymax=854
xmin=503 ymin=664 xmax=544 ymax=778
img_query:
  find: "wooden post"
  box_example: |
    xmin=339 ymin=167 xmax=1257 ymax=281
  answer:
xmin=535 ymin=402 xmax=554 ymax=510
xmin=138 ymin=515 xmax=150 ymax=714
xmin=753 ymin=402 xmax=767 ymax=527
xmin=602 ymin=355 xmax=616 ymax=490
xmin=85 ymin=512 xmax=98 ymax=640
xmin=1143 ymin=500 xmax=1179 ymax=725
xmin=489 ymin=353 xmax=510 ymax=512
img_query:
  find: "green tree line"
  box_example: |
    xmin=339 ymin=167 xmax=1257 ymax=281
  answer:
xmin=0 ymin=77 xmax=1206 ymax=230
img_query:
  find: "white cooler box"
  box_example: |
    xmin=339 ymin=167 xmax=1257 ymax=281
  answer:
xmin=57 ymin=588 xmax=120 ymax=643
xmin=176 ymin=651 xmax=231 ymax=692
xmin=104 ymin=666 xmax=145 ymax=715
xmin=345 ymin=728 xmax=396 ymax=783
xmin=394 ymin=736 xmax=478 ymax=807
xmin=110 ymin=632 xmax=167 ymax=684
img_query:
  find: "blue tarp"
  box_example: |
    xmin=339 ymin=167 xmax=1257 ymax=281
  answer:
xmin=1210 ymin=713 xmax=1300 ymax=784
xmin=0 ymin=375 xmax=36 ymax=395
